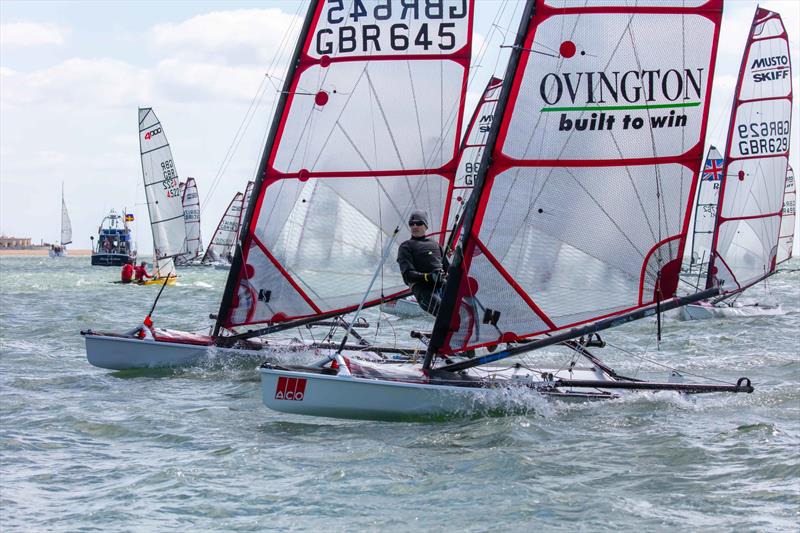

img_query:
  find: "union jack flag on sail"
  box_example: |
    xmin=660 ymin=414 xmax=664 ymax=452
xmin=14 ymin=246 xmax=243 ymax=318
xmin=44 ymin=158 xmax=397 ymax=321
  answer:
xmin=702 ymin=146 xmax=724 ymax=181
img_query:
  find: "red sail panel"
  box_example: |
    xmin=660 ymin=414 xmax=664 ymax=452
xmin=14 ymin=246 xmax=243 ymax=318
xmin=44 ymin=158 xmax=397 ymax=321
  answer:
xmin=222 ymin=0 xmax=474 ymax=328
xmin=777 ymin=165 xmax=796 ymax=264
xmin=707 ymin=8 xmax=792 ymax=292
xmin=444 ymin=76 xmax=502 ymax=247
xmin=438 ymin=0 xmax=723 ymax=354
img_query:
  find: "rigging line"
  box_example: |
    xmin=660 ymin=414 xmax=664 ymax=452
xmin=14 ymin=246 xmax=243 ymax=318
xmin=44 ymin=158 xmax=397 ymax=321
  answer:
xmin=406 ymin=61 xmax=429 ymax=179
xmin=622 ymin=13 xmax=668 ymax=253
xmin=365 ymin=69 xmax=406 ymax=171
xmin=563 ymin=166 xmax=647 ymax=263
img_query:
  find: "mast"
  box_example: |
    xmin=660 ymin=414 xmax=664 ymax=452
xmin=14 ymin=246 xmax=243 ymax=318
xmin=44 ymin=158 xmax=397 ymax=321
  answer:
xmin=213 ymin=0 xmax=321 ymax=336
xmin=705 ymin=7 xmax=793 ymax=294
xmin=425 ymin=0 xmax=538 ymax=368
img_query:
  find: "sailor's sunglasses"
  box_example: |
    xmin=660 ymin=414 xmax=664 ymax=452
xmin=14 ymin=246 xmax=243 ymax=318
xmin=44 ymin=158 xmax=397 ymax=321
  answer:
xmin=408 ymin=221 xmax=425 ymax=227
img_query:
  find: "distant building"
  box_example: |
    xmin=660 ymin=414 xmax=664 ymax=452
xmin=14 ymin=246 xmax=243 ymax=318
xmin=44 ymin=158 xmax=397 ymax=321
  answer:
xmin=0 ymin=235 xmax=40 ymax=248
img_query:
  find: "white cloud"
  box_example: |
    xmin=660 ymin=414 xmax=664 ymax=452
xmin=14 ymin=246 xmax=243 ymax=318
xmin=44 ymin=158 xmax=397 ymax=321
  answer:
xmin=0 ymin=22 xmax=66 ymax=47
xmin=150 ymin=8 xmax=303 ymax=65
xmin=1 ymin=57 xmax=151 ymax=108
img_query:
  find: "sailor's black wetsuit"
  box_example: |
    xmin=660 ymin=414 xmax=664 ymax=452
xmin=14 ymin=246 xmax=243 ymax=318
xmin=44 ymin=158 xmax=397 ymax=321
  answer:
xmin=397 ymin=236 xmax=449 ymax=316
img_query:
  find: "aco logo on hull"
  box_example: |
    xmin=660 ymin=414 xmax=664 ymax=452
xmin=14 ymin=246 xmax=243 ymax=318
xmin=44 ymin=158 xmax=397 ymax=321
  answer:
xmin=275 ymin=376 xmax=307 ymax=401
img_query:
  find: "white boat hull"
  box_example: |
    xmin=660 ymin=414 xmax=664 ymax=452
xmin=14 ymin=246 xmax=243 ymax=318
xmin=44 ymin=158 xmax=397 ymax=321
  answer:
xmin=679 ymin=302 xmax=782 ymax=321
xmin=84 ymin=333 xmax=221 ymax=370
xmin=260 ymin=363 xmax=614 ymax=421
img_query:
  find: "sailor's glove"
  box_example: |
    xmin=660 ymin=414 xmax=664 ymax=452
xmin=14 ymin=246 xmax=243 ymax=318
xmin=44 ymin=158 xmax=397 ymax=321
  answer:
xmin=427 ymin=270 xmax=446 ymax=285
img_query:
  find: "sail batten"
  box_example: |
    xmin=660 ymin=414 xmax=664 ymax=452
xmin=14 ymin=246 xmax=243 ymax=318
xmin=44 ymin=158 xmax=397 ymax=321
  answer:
xmin=216 ymin=0 xmax=475 ymax=331
xmin=428 ymin=0 xmax=723 ymax=358
xmin=706 ymin=8 xmax=792 ymax=294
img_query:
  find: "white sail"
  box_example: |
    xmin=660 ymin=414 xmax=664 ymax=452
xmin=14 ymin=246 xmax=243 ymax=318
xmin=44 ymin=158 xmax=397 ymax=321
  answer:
xmin=180 ymin=177 xmax=203 ymax=262
xmin=707 ymin=8 xmax=792 ymax=293
xmin=236 ymin=181 xmax=255 ymax=244
xmin=428 ymin=0 xmax=724 ymax=355
xmin=138 ymin=107 xmax=187 ymax=278
xmin=687 ymin=146 xmax=723 ymax=271
xmin=202 ymin=191 xmax=244 ymax=264
xmin=777 ymin=165 xmax=796 ymax=264
xmin=60 ymin=184 xmax=72 ymax=246
xmin=445 ymin=77 xmax=502 ymax=246
xmin=217 ymin=0 xmax=474 ymax=329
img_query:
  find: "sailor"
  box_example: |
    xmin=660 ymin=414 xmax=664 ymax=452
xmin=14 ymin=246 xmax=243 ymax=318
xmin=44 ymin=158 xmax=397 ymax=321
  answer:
xmin=134 ymin=261 xmax=152 ymax=284
xmin=120 ymin=260 xmax=134 ymax=284
xmin=396 ymin=210 xmax=448 ymax=316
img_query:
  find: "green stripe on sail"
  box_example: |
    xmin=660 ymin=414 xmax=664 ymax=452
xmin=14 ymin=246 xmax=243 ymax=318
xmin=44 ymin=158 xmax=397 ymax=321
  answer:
xmin=541 ymin=102 xmax=701 ymax=112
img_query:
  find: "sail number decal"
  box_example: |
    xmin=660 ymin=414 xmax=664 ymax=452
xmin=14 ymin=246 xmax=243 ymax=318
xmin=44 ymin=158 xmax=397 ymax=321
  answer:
xmin=161 ymin=159 xmax=181 ymax=198
xmin=314 ymin=0 xmax=468 ymax=56
xmin=275 ymin=376 xmax=307 ymax=401
xmin=736 ymin=120 xmax=790 ymax=156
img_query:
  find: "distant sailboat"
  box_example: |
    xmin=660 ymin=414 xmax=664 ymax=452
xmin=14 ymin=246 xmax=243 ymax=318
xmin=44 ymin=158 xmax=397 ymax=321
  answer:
xmin=176 ymin=177 xmax=203 ymax=266
xmin=682 ymin=7 xmax=792 ymax=320
xmin=685 ymin=146 xmax=724 ymax=277
xmin=201 ymin=190 xmax=244 ymax=267
xmin=776 ymin=165 xmax=795 ymax=265
xmin=49 ymin=183 xmax=72 ymax=257
xmin=137 ymin=107 xmax=188 ymax=285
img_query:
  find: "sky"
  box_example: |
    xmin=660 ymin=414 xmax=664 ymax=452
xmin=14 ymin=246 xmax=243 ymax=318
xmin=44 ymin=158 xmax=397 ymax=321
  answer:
xmin=1 ymin=0 xmax=798 ymax=255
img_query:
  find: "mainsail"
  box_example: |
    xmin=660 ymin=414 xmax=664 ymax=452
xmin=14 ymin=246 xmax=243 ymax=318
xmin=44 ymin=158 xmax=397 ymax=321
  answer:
xmin=138 ymin=107 xmax=187 ymax=278
xmin=445 ymin=77 xmax=502 ymax=248
xmin=216 ymin=0 xmax=474 ymax=331
xmin=706 ymin=8 xmax=792 ymax=293
xmin=60 ymin=183 xmax=72 ymax=246
xmin=687 ymin=146 xmax=723 ymax=271
xmin=202 ymin=191 xmax=244 ymax=264
xmin=427 ymin=0 xmax=723 ymax=357
xmin=777 ymin=164 xmax=796 ymax=264
xmin=236 ymin=181 xmax=255 ymax=244
xmin=179 ymin=177 xmax=203 ymax=262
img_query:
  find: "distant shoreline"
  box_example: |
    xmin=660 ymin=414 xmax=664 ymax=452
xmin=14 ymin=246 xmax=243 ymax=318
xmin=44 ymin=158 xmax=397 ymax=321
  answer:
xmin=0 ymin=249 xmax=93 ymax=257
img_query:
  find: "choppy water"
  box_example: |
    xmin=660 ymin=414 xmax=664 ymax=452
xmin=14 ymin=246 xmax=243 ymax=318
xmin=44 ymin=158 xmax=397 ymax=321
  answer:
xmin=1 ymin=255 xmax=798 ymax=531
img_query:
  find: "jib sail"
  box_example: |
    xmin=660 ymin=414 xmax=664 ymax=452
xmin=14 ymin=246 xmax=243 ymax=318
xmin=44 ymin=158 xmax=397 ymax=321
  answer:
xmin=429 ymin=0 xmax=723 ymax=356
xmin=138 ymin=107 xmax=187 ymax=278
xmin=706 ymin=8 xmax=792 ymax=293
xmin=216 ymin=0 xmax=474 ymax=330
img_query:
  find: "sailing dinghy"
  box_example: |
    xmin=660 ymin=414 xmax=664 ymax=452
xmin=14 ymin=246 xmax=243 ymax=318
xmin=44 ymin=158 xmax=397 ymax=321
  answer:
xmin=681 ymin=7 xmax=792 ymax=320
xmin=84 ymin=0 xmax=752 ymax=417
xmin=135 ymin=108 xmax=188 ymax=285
xmin=176 ymin=177 xmax=203 ymax=266
xmin=49 ymin=183 xmax=72 ymax=257
xmin=201 ymin=189 xmax=245 ymax=267
xmin=250 ymin=0 xmax=755 ymax=419
xmin=776 ymin=165 xmax=795 ymax=265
